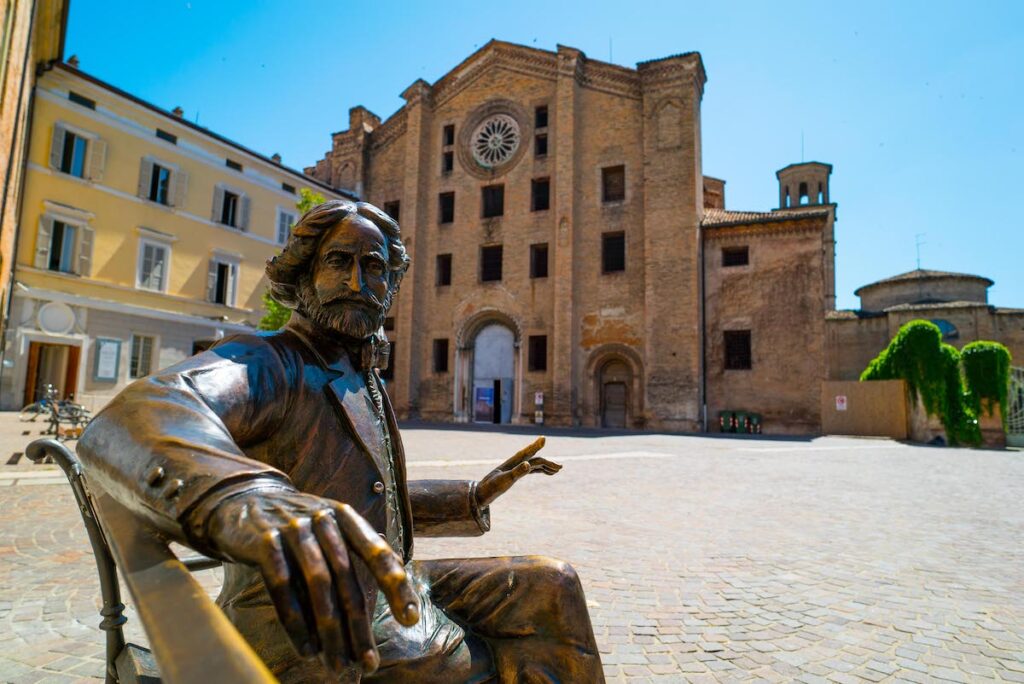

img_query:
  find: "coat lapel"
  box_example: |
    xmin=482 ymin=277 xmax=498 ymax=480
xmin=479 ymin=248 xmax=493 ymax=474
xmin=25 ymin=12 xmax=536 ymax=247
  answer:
xmin=284 ymin=318 xmax=386 ymax=476
xmin=326 ymin=368 xmax=386 ymax=475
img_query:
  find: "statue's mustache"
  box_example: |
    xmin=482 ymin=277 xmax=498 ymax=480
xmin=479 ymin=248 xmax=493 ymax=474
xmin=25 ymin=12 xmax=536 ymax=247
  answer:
xmin=322 ymin=291 xmax=383 ymax=311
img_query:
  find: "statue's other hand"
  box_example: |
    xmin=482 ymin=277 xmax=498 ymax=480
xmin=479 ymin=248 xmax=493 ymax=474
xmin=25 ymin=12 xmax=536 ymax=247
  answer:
xmin=203 ymin=488 xmax=419 ymax=676
xmin=476 ymin=437 xmax=562 ymax=507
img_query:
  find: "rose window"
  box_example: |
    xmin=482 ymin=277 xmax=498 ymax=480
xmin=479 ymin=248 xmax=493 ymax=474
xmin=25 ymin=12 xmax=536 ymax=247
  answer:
xmin=471 ymin=114 xmax=521 ymax=168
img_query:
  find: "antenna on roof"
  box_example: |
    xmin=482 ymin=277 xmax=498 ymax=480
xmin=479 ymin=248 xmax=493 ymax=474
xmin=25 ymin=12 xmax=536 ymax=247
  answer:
xmin=915 ymin=233 xmax=926 ymax=269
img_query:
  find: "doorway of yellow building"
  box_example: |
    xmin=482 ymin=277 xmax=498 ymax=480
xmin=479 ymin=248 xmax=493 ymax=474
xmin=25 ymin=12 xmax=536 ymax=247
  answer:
xmin=23 ymin=342 xmax=80 ymax=405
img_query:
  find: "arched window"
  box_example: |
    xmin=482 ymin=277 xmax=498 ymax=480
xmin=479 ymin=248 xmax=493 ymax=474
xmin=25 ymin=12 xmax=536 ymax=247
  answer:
xmin=930 ymin=319 xmax=959 ymax=341
xmin=784 ymin=186 xmax=791 ymax=207
xmin=799 ymin=182 xmax=809 ymax=205
xmin=817 ymin=182 xmax=824 ymax=204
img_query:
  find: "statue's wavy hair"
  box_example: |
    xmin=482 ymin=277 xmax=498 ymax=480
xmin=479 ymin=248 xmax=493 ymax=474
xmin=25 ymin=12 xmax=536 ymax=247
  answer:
xmin=265 ymin=199 xmax=410 ymax=311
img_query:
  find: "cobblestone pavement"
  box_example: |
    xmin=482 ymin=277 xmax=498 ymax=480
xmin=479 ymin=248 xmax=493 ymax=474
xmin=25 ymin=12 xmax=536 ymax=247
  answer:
xmin=1 ymin=416 xmax=1022 ymax=683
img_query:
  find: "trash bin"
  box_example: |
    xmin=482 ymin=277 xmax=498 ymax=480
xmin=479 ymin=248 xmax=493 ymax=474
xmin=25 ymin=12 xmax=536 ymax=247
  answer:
xmin=734 ymin=411 xmax=748 ymax=434
xmin=718 ymin=410 xmax=735 ymax=433
xmin=747 ymin=413 xmax=762 ymax=434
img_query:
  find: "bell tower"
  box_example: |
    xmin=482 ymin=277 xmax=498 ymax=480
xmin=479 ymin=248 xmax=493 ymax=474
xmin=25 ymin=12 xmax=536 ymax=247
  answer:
xmin=776 ymin=161 xmax=832 ymax=209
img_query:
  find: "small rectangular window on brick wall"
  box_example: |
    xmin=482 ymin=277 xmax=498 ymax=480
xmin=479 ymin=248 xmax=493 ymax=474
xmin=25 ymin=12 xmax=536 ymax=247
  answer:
xmin=722 ymin=246 xmax=749 ymax=267
xmin=724 ymin=330 xmax=752 ymax=370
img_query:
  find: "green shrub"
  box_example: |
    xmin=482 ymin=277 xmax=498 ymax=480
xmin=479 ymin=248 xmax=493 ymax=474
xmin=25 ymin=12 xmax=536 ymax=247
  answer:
xmin=961 ymin=341 xmax=1012 ymax=426
xmin=861 ymin=320 xmax=980 ymax=446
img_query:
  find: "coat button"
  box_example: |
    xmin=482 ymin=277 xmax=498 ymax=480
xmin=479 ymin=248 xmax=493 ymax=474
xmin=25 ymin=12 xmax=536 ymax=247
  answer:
xmin=164 ymin=479 xmax=184 ymax=499
xmin=145 ymin=466 xmax=165 ymax=486
xmin=373 ymin=481 xmax=385 ymax=494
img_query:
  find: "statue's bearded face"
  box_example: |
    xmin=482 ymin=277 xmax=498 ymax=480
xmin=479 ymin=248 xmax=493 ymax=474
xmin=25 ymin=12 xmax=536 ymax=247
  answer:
xmin=298 ymin=215 xmax=391 ymax=339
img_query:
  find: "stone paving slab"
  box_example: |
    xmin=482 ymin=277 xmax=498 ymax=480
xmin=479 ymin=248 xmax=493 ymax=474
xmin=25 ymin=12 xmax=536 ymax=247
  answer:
xmin=0 ymin=415 xmax=1022 ymax=682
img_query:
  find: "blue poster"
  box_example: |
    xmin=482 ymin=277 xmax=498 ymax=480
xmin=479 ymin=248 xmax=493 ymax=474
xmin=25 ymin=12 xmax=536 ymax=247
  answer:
xmin=474 ymin=387 xmax=494 ymax=423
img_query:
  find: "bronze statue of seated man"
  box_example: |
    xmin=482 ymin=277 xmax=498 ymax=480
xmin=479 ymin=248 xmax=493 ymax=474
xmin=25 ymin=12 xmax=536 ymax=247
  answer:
xmin=77 ymin=200 xmax=604 ymax=683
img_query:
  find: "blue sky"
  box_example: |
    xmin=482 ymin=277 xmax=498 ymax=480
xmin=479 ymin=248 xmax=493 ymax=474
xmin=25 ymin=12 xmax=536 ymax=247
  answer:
xmin=65 ymin=1 xmax=1023 ymax=310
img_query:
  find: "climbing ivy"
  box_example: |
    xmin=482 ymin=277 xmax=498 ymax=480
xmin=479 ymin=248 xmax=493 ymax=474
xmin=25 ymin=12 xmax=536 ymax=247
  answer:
xmin=961 ymin=341 xmax=1012 ymax=427
xmin=861 ymin=320 xmax=980 ymax=446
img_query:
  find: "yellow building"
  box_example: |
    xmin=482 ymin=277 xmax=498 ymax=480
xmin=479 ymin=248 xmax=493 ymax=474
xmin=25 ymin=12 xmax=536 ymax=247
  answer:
xmin=0 ymin=0 xmax=67 ymax=335
xmin=2 ymin=60 xmax=346 ymax=409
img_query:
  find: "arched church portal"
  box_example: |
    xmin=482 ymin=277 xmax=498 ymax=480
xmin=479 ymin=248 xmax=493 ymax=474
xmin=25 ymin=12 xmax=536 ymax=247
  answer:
xmin=599 ymin=359 xmax=632 ymax=428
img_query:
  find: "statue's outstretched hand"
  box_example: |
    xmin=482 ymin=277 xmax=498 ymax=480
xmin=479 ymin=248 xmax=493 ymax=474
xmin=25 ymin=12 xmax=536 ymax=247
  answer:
xmin=199 ymin=488 xmax=419 ymax=676
xmin=476 ymin=437 xmax=562 ymax=507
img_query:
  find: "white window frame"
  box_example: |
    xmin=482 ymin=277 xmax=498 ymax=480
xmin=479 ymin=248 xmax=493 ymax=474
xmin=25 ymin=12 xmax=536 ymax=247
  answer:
xmin=51 ymin=121 xmax=105 ymax=181
xmin=139 ymin=155 xmax=182 ymax=206
xmin=276 ymin=206 xmax=296 ymax=245
xmin=37 ymin=202 xmax=95 ymax=277
xmin=135 ymin=229 xmax=175 ymax=293
xmin=210 ymin=250 xmax=241 ymax=308
xmin=128 ymin=333 xmax=159 ymax=379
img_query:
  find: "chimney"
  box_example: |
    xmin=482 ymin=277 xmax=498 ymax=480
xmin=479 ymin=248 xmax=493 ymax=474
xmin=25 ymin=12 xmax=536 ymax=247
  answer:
xmin=271 ymin=153 xmax=282 ymax=164
xmin=172 ymin=106 xmax=184 ymax=118
xmin=67 ymin=54 xmax=80 ymax=68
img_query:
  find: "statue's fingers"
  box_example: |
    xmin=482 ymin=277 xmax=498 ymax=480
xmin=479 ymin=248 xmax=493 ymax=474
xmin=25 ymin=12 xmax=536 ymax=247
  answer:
xmin=281 ymin=517 xmax=347 ymax=669
xmin=313 ymin=511 xmax=378 ymax=674
xmin=498 ymin=436 xmax=546 ymax=470
xmin=256 ymin=529 xmax=316 ymax=658
xmin=331 ymin=503 xmax=420 ymax=628
xmin=527 ymin=457 xmax=562 ymax=473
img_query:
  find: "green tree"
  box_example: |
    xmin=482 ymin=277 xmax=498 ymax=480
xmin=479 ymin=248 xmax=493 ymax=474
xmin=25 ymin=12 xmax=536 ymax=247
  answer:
xmin=257 ymin=188 xmax=328 ymax=330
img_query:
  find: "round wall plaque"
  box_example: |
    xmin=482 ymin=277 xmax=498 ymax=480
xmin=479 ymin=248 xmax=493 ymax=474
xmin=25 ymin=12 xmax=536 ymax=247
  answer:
xmin=37 ymin=302 xmax=76 ymax=335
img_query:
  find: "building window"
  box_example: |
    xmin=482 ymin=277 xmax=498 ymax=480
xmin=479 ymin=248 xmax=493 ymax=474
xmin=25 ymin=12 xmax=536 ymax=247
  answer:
xmin=129 ymin=334 xmax=156 ymax=379
xmin=220 ymin=191 xmax=239 ymax=227
xmin=724 ymin=330 xmax=752 ymax=370
xmin=528 ymin=335 xmax=547 ymax=372
xmin=443 ymin=124 xmax=455 ymax=146
xmin=482 ymin=185 xmax=504 ymax=218
xmin=137 ymin=240 xmax=169 ymax=292
xmin=380 ymin=342 xmax=396 ymax=380
xmin=535 ymin=133 xmax=548 ymax=157
xmin=530 ymin=243 xmax=548 ymax=279
xmin=602 ymin=165 xmax=626 ymax=203
xmin=722 ymin=246 xmax=749 ymax=267
xmin=208 ymin=259 xmax=239 ymax=306
xmin=436 ymin=253 xmax=452 ymax=286
xmin=47 ymin=221 xmax=78 ymax=273
xmin=282 ymin=182 xmax=296 ymax=194
xmin=433 ymin=338 xmax=449 ymax=373
xmin=480 ymin=245 xmax=503 ymax=282
xmin=439 ymin=192 xmax=455 ymax=224
xmin=442 ymin=151 xmax=454 ymax=174
xmin=535 ymin=105 xmax=548 ymax=129
xmin=156 ymin=128 xmax=177 ymax=144
xmin=602 ymin=232 xmax=625 ymax=273
xmin=60 ymin=131 xmax=88 ymax=178
xmin=531 ymin=177 xmax=550 ymax=211
xmin=277 ymin=208 xmax=296 ymax=245
xmin=36 ymin=216 xmax=93 ymax=276
xmin=149 ymin=163 xmax=171 ymax=205
xmin=68 ymin=91 xmax=96 ymax=109
xmin=383 ymin=200 xmax=401 ymax=223
xmin=225 ymin=158 xmax=243 ymax=172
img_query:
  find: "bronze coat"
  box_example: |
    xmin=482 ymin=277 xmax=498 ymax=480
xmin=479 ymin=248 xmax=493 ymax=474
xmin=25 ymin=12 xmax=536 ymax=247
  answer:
xmin=77 ymin=315 xmax=489 ymax=607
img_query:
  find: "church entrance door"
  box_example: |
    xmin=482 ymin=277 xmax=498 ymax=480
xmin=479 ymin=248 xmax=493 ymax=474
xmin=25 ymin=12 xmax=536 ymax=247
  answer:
xmin=599 ymin=360 xmax=631 ymax=428
xmin=472 ymin=324 xmax=514 ymax=424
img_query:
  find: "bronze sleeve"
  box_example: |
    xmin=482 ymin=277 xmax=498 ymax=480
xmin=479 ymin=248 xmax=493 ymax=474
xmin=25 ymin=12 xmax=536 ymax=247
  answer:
xmin=407 ymin=479 xmax=491 ymax=537
xmin=76 ymin=334 xmax=296 ymax=542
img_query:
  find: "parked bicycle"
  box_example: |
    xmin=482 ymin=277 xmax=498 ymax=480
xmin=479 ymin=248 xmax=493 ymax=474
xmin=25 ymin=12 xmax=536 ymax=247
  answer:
xmin=18 ymin=385 xmax=92 ymax=440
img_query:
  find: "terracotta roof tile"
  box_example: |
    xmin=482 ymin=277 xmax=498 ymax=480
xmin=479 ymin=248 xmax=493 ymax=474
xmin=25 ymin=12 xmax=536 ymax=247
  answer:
xmin=701 ymin=207 xmax=831 ymax=228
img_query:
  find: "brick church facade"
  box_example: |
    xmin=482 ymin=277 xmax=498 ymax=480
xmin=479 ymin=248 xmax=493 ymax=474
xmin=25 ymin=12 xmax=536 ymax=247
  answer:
xmin=307 ymin=40 xmax=837 ymax=433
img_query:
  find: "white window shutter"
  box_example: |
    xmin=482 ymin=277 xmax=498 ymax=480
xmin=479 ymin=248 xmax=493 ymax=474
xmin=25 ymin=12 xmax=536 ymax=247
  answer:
xmin=78 ymin=226 xmax=95 ymax=277
xmin=211 ymin=185 xmax=224 ymax=222
xmin=34 ymin=217 xmax=53 ymax=269
xmin=137 ymin=158 xmax=153 ymax=198
xmin=49 ymin=125 xmax=66 ymax=169
xmin=171 ymin=169 xmax=188 ymax=208
xmin=86 ymin=138 xmax=107 ymax=181
xmin=239 ymin=195 xmax=251 ymax=232
xmin=206 ymin=260 xmax=218 ymax=302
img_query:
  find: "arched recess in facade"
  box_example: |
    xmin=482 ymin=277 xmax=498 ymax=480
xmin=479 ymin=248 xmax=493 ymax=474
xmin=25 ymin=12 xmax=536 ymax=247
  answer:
xmin=454 ymin=308 xmax=525 ymax=423
xmin=583 ymin=344 xmax=645 ymax=429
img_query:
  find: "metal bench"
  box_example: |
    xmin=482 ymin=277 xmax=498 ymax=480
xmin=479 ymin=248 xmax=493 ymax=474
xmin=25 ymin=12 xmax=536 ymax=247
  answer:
xmin=27 ymin=439 xmax=275 ymax=684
